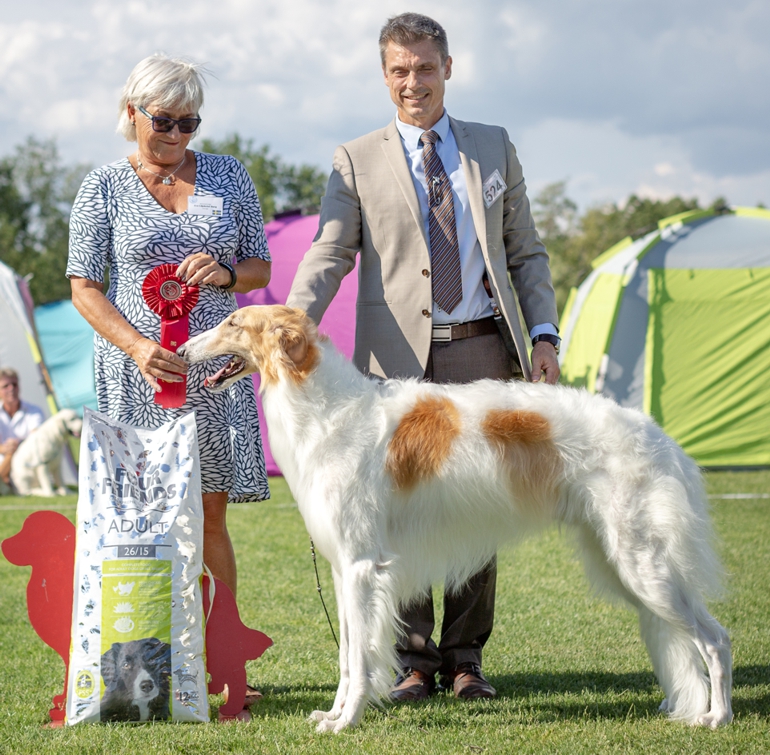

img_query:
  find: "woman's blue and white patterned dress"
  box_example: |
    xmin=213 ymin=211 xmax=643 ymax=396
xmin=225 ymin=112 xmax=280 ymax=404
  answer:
xmin=67 ymin=151 xmax=271 ymax=501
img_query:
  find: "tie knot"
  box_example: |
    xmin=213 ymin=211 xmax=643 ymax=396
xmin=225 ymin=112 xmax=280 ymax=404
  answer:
xmin=420 ymin=130 xmax=439 ymax=146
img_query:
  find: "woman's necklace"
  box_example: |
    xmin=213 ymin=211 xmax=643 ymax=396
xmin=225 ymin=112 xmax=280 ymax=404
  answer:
xmin=136 ymin=153 xmax=186 ymax=185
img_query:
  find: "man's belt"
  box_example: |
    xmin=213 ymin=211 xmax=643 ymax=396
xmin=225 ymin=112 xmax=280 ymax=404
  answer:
xmin=432 ymin=316 xmax=498 ymax=343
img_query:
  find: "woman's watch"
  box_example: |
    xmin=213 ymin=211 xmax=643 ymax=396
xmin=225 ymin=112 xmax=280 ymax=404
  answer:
xmin=219 ymin=261 xmax=237 ymax=291
xmin=531 ymin=333 xmax=561 ymax=354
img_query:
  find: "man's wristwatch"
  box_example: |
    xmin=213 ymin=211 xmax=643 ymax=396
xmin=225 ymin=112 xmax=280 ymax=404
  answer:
xmin=531 ymin=333 xmax=561 ymax=354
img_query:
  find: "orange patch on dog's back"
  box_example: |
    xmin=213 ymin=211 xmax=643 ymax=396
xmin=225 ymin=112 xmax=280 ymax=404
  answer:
xmin=387 ymin=396 xmax=460 ymax=491
xmin=481 ymin=409 xmax=551 ymax=446
xmin=482 ymin=409 xmax=561 ymax=517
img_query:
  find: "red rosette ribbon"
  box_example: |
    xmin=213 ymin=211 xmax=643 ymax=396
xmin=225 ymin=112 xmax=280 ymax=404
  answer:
xmin=142 ymin=264 xmax=199 ymax=408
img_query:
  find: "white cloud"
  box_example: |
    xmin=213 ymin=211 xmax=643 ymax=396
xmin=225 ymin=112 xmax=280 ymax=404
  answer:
xmin=0 ymin=0 xmax=768 ymax=211
xmin=518 ymin=117 xmax=770 ymax=209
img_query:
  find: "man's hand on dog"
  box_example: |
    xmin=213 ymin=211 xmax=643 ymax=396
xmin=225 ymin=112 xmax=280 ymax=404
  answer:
xmin=530 ymin=341 xmax=560 ymax=385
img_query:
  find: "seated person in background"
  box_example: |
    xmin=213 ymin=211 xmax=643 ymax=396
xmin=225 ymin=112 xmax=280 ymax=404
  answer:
xmin=0 ymin=369 xmax=44 ymax=491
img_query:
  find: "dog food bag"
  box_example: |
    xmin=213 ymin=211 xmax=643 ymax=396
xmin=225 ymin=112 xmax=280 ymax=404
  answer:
xmin=66 ymin=409 xmax=209 ymax=724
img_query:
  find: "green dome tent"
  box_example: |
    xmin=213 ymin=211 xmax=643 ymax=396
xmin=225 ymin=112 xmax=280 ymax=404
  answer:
xmin=559 ymin=207 xmax=770 ymax=468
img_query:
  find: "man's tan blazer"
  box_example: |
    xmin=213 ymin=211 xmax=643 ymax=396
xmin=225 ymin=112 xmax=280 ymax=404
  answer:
xmin=287 ymin=116 xmax=558 ymax=380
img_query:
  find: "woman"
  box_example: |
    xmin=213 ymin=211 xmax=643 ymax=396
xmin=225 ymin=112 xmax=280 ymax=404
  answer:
xmin=68 ymin=54 xmax=271 ymax=604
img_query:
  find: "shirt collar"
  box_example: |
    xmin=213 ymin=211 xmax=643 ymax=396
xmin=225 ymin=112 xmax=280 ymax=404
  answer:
xmin=395 ymin=110 xmax=450 ymax=150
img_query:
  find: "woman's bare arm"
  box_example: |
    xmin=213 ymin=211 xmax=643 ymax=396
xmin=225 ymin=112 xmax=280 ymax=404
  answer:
xmin=70 ymin=276 xmax=188 ymax=392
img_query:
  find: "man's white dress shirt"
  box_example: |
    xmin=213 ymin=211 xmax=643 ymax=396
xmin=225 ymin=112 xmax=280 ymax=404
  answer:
xmin=395 ymin=111 xmax=557 ymax=338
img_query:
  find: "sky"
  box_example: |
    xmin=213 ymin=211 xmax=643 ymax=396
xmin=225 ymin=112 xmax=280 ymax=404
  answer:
xmin=1 ymin=0 xmax=768 ymax=211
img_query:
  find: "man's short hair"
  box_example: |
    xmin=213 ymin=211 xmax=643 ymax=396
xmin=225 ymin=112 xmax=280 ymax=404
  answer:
xmin=0 ymin=368 xmax=18 ymax=383
xmin=379 ymin=13 xmax=449 ymax=64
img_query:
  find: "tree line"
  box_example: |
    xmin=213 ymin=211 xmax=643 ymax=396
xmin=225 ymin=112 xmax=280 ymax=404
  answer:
xmin=0 ymin=136 xmax=327 ymax=305
xmin=0 ymin=135 xmax=728 ymax=311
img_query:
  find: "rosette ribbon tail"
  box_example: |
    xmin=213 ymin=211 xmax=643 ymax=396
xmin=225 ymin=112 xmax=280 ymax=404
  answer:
xmin=141 ymin=264 xmax=199 ymax=409
xmin=157 ymin=313 xmax=192 ymax=408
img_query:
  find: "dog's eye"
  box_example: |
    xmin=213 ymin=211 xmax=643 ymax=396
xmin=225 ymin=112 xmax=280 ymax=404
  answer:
xmin=122 ymin=661 xmax=132 ymax=670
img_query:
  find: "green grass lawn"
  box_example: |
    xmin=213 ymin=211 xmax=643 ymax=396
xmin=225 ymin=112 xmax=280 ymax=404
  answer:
xmin=0 ymin=471 xmax=767 ymax=754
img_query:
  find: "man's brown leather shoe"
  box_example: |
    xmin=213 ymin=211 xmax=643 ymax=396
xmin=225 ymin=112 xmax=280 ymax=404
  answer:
xmin=443 ymin=662 xmax=497 ymax=699
xmin=389 ymin=668 xmax=435 ymax=702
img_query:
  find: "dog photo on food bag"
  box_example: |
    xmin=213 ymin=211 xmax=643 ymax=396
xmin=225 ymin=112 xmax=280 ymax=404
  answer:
xmin=100 ymin=638 xmax=171 ymax=721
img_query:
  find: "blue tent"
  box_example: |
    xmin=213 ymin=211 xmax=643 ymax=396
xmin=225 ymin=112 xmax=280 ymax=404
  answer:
xmin=35 ymin=300 xmax=97 ymax=413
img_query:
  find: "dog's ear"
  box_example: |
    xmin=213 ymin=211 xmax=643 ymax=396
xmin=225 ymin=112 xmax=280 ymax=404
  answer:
xmin=100 ymin=643 xmax=119 ymax=686
xmin=280 ymin=325 xmax=308 ymax=367
xmin=142 ymin=638 xmax=171 ymax=674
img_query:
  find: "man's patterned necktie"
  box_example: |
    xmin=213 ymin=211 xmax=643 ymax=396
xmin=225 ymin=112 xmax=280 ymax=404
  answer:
xmin=421 ymin=129 xmax=462 ymax=315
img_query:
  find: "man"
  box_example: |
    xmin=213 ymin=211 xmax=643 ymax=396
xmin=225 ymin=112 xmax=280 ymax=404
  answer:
xmin=0 ymin=369 xmax=45 ymax=491
xmin=287 ymin=13 xmax=560 ymax=702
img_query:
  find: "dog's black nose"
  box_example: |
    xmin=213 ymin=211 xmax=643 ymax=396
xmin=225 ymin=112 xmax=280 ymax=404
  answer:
xmin=140 ymin=680 xmax=155 ymax=694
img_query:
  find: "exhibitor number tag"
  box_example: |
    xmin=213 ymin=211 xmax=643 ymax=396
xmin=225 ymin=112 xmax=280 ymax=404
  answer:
xmin=482 ymin=170 xmax=506 ymax=208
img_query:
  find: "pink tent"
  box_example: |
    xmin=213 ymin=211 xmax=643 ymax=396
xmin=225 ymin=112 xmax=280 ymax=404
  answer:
xmin=236 ymin=212 xmax=358 ymax=475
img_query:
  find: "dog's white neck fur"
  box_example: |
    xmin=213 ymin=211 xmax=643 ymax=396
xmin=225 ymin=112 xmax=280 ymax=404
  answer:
xmin=263 ymin=341 xmax=380 ymax=507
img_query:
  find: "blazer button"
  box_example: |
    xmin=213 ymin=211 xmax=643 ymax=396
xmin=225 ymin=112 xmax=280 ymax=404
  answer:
xmin=422 ymin=269 xmax=430 ymax=277
xmin=422 ymin=309 xmax=430 ymax=318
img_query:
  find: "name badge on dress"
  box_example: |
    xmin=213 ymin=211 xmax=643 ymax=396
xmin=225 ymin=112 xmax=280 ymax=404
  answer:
xmin=188 ymin=196 xmax=224 ymax=216
xmin=482 ymin=170 xmax=506 ymax=209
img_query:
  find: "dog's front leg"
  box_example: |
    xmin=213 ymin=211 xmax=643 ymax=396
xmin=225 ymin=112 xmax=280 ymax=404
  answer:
xmin=35 ymin=463 xmax=57 ymax=498
xmin=315 ymin=559 xmax=375 ymax=733
xmin=310 ymin=566 xmax=349 ymax=725
xmin=51 ymin=453 xmax=67 ymax=496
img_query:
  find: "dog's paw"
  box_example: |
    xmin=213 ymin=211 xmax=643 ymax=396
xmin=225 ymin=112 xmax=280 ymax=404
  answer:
xmin=694 ymin=709 xmax=733 ymax=729
xmin=309 ymin=709 xmax=342 ymax=723
xmin=658 ymin=698 xmax=669 ymax=713
xmin=315 ymin=716 xmax=352 ymax=733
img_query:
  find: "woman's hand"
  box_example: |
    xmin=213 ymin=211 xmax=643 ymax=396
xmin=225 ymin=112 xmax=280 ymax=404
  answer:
xmin=129 ymin=337 xmax=188 ymax=392
xmin=176 ymin=253 xmax=231 ymax=288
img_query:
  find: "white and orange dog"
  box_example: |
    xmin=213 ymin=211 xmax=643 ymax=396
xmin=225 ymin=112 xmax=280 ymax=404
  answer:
xmin=179 ymin=305 xmax=732 ymax=732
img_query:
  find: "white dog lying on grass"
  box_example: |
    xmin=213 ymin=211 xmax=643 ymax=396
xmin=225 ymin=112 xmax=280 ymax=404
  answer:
xmin=180 ymin=305 xmax=732 ymax=732
xmin=11 ymin=408 xmax=82 ymax=497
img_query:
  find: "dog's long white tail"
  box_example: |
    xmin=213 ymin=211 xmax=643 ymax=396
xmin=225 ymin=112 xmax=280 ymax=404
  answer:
xmin=571 ymin=467 xmax=732 ymax=727
xmin=638 ymin=607 xmax=710 ymax=720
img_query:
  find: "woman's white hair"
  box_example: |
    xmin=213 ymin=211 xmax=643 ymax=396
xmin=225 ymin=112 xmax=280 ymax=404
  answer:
xmin=117 ymin=53 xmax=208 ymax=142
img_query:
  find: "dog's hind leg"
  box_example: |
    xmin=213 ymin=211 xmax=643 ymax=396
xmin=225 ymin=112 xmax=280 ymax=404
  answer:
xmin=310 ymin=566 xmax=349 ymax=725
xmin=595 ymin=535 xmax=730 ymax=726
xmin=575 ymin=523 xmax=731 ymax=725
xmin=690 ymin=608 xmax=732 ymax=728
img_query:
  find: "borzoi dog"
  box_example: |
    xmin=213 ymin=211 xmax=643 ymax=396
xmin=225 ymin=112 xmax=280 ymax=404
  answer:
xmin=179 ymin=305 xmax=732 ymax=732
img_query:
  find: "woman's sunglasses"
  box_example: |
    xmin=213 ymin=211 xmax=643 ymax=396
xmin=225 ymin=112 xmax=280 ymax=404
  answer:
xmin=137 ymin=105 xmax=201 ymax=134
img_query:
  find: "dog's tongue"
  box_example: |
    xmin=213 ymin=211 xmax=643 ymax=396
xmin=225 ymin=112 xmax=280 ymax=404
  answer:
xmin=203 ymin=364 xmax=228 ymax=388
